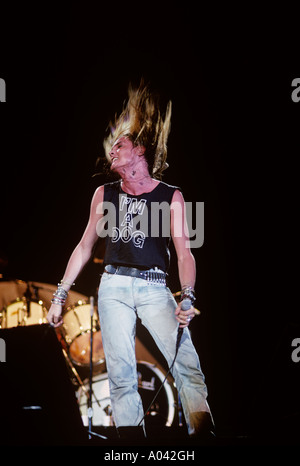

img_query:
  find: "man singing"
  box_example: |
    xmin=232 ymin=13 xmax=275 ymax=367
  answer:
xmin=47 ymin=82 xmax=214 ymax=441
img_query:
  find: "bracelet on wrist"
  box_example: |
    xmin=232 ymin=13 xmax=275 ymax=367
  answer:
xmin=59 ymin=280 xmax=75 ymax=287
xmin=180 ymin=287 xmax=196 ymax=305
xmin=51 ymin=284 xmax=69 ymax=306
xmin=51 ymin=297 xmax=65 ymax=305
xmin=181 ymin=285 xmax=195 ymax=293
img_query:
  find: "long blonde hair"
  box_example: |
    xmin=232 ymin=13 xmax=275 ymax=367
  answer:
xmin=103 ymin=81 xmax=172 ymax=179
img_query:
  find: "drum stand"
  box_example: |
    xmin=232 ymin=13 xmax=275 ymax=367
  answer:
xmin=87 ymin=296 xmax=107 ymax=441
xmin=62 ymin=345 xmax=107 ymax=440
xmin=24 ymin=281 xmax=32 ymax=321
xmin=61 ymin=297 xmax=107 ymax=442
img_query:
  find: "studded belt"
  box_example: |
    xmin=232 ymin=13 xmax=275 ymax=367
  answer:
xmin=104 ymin=264 xmax=167 ymax=285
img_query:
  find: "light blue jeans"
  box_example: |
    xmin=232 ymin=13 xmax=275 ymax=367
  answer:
xmin=98 ymin=271 xmax=210 ymax=435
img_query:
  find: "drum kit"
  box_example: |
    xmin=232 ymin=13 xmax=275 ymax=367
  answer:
xmin=0 ymin=278 xmax=178 ymax=429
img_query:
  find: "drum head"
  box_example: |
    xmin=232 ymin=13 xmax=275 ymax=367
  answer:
xmin=77 ymin=372 xmax=113 ymax=427
xmin=77 ymin=361 xmax=175 ymax=428
xmin=60 ymin=301 xmax=105 ymax=368
xmin=69 ymin=331 xmax=105 ymax=367
xmin=2 ymin=298 xmax=47 ymax=328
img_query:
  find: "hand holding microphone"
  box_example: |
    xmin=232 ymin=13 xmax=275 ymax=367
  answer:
xmin=174 ymin=298 xmax=194 ymax=355
xmin=174 ymin=287 xmax=197 ymax=353
xmin=175 ymin=297 xmax=194 ymax=328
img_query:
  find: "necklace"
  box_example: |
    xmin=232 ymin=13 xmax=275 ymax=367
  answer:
xmin=121 ymin=175 xmax=157 ymax=195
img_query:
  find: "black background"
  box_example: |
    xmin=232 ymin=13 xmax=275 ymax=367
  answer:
xmin=0 ymin=3 xmax=299 ymax=441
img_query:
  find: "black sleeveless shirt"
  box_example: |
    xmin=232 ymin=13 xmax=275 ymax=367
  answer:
xmin=102 ymin=181 xmax=179 ymax=272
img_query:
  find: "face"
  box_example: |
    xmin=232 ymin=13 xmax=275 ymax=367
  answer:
xmin=109 ymin=136 xmax=143 ymax=173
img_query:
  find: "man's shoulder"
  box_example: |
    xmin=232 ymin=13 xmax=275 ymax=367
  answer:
xmin=158 ymin=181 xmax=181 ymax=192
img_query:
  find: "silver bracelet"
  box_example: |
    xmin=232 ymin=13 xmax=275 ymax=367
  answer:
xmin=51 ymin=297 xmax=65 ymax=305
xmin=181 ymin=287 xmax=196 ymax=304
xmin=52 ymin=285 xmax=68 ymax=305
xmin=58 ymin=280 xmax=75 ymax=287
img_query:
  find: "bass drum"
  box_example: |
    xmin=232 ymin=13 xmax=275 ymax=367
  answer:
xmin=77 ymin=361 xmax=176 ymax=427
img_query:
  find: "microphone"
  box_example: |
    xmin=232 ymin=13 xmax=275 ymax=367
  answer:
xmin=175 ymin=298 xmax=192 ymax=354
xmin=181 ymin=298 xmax=192 ymax=311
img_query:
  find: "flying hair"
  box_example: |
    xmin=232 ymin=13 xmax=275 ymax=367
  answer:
xmin=103 ymin=81 xmax=172 ymax=179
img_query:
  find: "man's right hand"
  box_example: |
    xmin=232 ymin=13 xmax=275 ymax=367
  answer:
xmin=47 ymin=303 xmax=64 ymax=327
